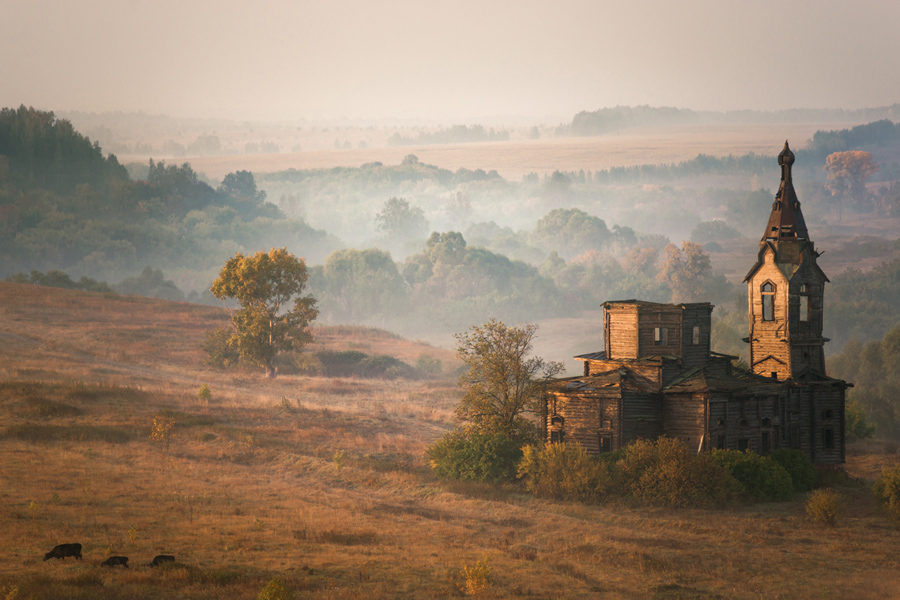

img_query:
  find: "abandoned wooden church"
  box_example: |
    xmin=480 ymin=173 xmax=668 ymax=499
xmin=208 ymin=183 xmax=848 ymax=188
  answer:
xmin=544 ymin=142 xmax=850 ymax=465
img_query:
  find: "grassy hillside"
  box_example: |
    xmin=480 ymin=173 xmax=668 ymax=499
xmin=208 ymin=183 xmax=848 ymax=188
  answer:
xmin=1 ymin=284 xmax=900 ymax=599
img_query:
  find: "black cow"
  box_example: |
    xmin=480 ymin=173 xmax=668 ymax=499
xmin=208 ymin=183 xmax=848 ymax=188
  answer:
xmin=43 ymin=543 xmax=82 ymax=561
xmin=101 ymin=556 xmax=129 ymax=568
xmin=151 ymin=554 xmax=175 ymax=567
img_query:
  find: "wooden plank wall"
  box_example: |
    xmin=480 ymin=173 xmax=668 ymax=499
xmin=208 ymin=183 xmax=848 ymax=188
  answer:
xmin=636 ymin=305 xmax=682 ymax=359
xmin=681 ymin=305 xmax=712 ymax=369
xmin=662 ymin=392 xmax=707 ymax=449
xmin=748 ymin=250 xmax=792 ymax=380
xmin=606 ymin=306 xmax=639 ymax=359
xmin=549 ymin=391 xmax=622 ymax=454
xmin=621 ymin=391 xmax=662 ymax=443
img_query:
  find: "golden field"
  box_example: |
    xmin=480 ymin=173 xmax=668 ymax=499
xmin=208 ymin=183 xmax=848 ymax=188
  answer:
xmin=154 ymin=123 xmax=847 ymax=182
xmin=1 ymin=282 xmax=900 ymax=599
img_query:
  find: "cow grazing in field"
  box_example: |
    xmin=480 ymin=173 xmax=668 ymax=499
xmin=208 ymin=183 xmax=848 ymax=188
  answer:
xmin=151 ymin=554 xmax=175 ymax=567
xmin=100 ymin=556 xmax=129 ymax=568
xmin=43 ymin=543 xmax=82 ymax=561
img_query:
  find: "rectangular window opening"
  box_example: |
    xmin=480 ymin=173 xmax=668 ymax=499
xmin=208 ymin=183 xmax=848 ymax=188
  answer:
xmin=824 ymin=429 xmax=835 ymax=450
xmin=738 ymin=438 xmax=750 ymax=452
xmin=654 ymin=327 xmax=667 ymax=346
xmin=762 ymin=295 xmax=774 ymax=321
xmin=716 ymin=435 xmax=726 ymax=450
xmin=550 ymin=430 xmax=564 ymax=444
xmin=598 ymin=434 xmax=611 ymax=454
xmin=692 ymin=326 xmax=700 ymax=345
xmin=800 ymin=296 xmax=809 ymax=322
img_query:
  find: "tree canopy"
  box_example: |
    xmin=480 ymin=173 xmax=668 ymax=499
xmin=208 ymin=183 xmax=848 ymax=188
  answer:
xmin=210 ymin=248 xmax=318 ymax=378
xmin=454 ymin=319 xmax=563 ymax=437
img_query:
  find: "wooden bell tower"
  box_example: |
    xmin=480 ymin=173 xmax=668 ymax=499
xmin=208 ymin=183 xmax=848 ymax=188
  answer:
xmin=743 ymin=141 xmax=829 ymax=380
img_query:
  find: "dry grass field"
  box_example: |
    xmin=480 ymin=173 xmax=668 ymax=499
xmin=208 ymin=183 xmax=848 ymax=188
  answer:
xmin=2 ymin=282 xmax=900 ymax=599
xmin=171 ymin=123 xmax=845 ymax=182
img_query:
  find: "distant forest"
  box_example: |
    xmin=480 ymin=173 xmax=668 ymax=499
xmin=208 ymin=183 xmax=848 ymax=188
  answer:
xmin=3 ymin=105 xmax=900 ymax=357
xmin=562 ymin=104 xmax=900 ymax=136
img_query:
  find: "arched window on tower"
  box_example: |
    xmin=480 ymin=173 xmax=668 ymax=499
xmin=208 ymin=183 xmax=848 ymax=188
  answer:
xmin=799 ymin=284 xmax=809 ymax=322
xmin=761 ymin=282 xmax=775 ymax=321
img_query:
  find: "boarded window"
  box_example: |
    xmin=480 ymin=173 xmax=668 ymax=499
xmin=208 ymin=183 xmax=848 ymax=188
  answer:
xmin=654 ymin=327 xmax=667 ymax=345
xmin=693 ymin=326 xmax=700 ymax=345
xmin=824 ymin=428 xmax=835 ymax=450
xmin=598 ymin=434 xmax=611 ymax=453
xmin=550 ymin=430 xmax=564 ymax=444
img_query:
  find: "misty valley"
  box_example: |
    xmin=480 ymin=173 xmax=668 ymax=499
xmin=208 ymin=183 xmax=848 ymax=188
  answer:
xmin=2 ymin=104 xmax=900 ymax=599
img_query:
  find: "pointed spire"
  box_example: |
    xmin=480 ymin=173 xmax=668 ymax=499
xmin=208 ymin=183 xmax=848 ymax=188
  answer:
xmin=762 ymin=140 xmax=809 ymax=242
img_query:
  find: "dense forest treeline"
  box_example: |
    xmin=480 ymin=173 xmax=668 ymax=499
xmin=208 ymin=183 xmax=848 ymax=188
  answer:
xmin=387 ymin=124 xmax=510 ymax=146
xmin=562 ymin=104 xmax=900 ymax=136
xmin=0 ymin=106 xmax=339 ymax=287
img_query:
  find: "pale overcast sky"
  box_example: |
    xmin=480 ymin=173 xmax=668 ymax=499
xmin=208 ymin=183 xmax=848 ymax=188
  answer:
xmin=2 ymin=0 xmax=898 ymax=121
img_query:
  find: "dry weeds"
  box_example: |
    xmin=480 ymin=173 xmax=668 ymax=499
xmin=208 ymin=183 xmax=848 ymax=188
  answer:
xmin=2 ymin=283 xmax=900 ymax=598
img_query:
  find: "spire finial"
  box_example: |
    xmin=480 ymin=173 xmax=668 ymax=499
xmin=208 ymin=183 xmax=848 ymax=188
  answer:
xmin=778 ymin=140 xmax=795 ymax=167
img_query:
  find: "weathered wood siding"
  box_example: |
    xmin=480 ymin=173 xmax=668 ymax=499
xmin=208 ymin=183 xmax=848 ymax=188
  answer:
xmin=748 ymin=248 xmax=792 ymax=380
xmin=662 ymin=392 xmax=707 ymax=450
xmin=785 ymin=254 xmax=828 ymax=377
xmin=681 ymin=305 xmax=712 ymax=369
xmin=621 ymin=391 xmax=662 ymax=443
xmin=548 ymin=391 xmax=622 ymax=454
xmin=606 ymin=305 xmax=639 ymax=359
xmin=636 ymin=305 xmax=682 ymax=359
xmin=585 ymin=358 xmax=663 ymax=389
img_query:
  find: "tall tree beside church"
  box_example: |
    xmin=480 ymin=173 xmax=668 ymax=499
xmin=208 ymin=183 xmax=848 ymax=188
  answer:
xmin=657 ymin=241 xmax=713 ymax=303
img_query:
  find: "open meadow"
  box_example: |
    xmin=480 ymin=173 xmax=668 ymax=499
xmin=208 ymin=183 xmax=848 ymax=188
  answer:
xmin=1 ymin=282 xmax=900 ymax=599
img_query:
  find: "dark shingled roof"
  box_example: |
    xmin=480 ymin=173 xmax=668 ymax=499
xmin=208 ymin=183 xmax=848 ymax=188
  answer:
xmin=761 ymin=141 xmax=809 ymax=242
xmin=549 ymin=368 xmax=659 ymax=394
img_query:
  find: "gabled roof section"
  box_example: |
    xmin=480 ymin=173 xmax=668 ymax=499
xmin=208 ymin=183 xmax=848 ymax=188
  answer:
xmin=549 ymin=367 xmax=659 ymax=395
xmin=574 ymin=351 xmax=607 ymax=361
xmin=761 ymin=141 xmax=809 ymax=243
xmin=663 ymin=365 xmax=786 ymax=394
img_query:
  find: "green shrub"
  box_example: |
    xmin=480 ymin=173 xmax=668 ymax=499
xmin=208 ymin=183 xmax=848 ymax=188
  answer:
xmin=517 ymin=443 xmax=612 ymax=503
xmin=415 ymin=354 xmax=443 ymax=377
xmin=316 ymin=350 xmax=415 ymax=378
xmin=258 ymin=576 xmax=294 ymax=600
xmin=873 ymin=465 xmax=900 ymax=524
xmin=197 ymin=384 xmax=211 ymax=402
xmin=767 ymin=448 xmax=819 ymax=492
xmin=805 ymin=488 xmax=844 ymax=526
xmin=845 ymin=401 xmax=875 ymax=442
xmin=201 ymin=328 xmax=240 ymax=369
xmin=617 ymin=438 xmax=739 ymax=508
xmin=710 ymin=449 xmax=793 ymax=502
xmin=427 ymin=430 xmax=527 ymax=483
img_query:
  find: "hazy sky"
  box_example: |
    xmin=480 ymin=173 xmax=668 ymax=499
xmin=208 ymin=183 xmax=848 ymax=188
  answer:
xmin=3 ymin=0 xmax=899 ymax=122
